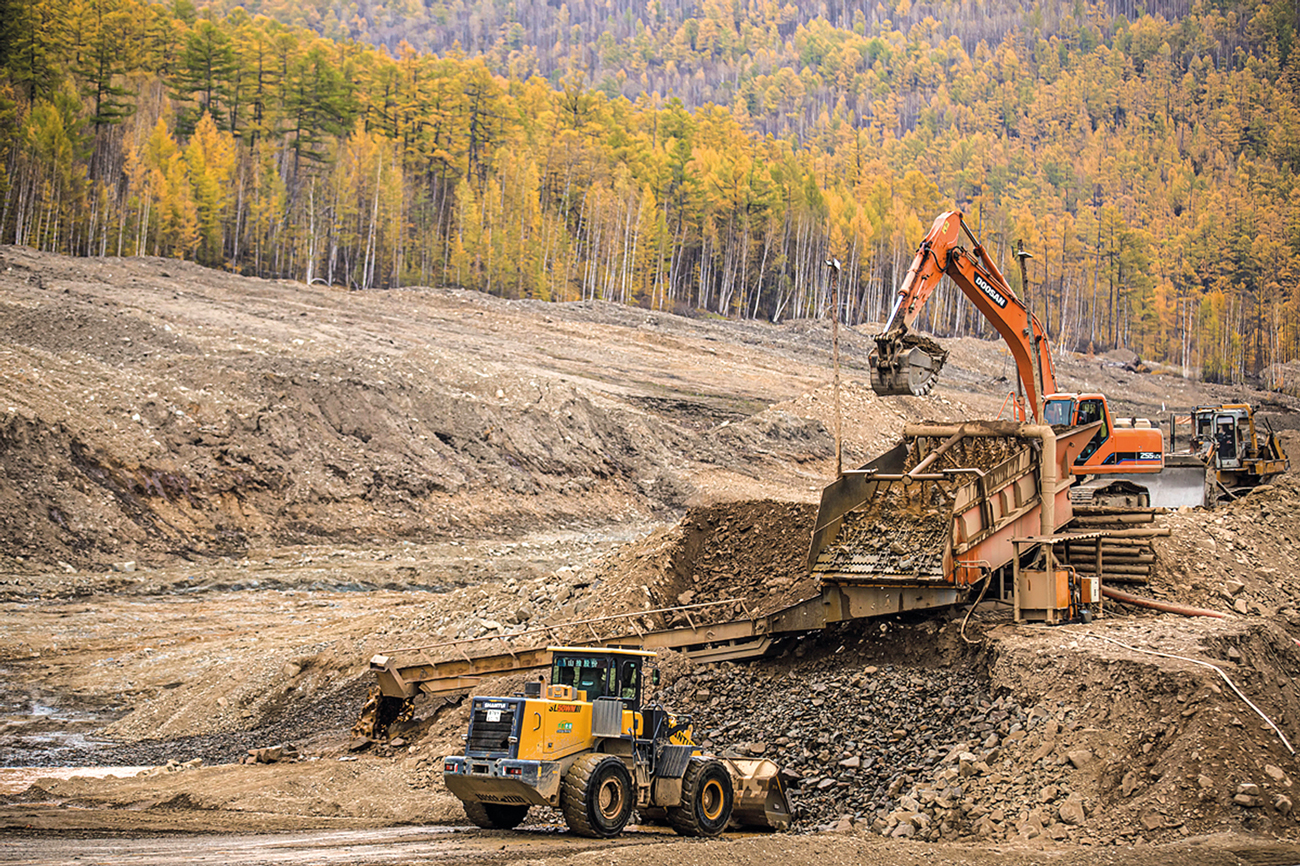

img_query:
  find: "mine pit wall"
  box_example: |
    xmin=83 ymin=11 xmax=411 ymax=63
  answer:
xmin=973 ymin=619 xmax=1300 ymax=841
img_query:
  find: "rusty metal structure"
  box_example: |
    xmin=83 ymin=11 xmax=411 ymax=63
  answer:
xmin=363 ymin=421 xmax=1123 ymax=722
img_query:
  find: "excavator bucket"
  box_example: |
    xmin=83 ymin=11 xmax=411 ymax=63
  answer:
xmin=723 ymin=757 xmax=792 ymax=831
xmin=870 ymin=333 xmax=948 ymax=397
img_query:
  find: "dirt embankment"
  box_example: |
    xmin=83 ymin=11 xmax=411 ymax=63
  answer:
xmin=0 ymin=246 xmax=876 ymax=570
xmin=1148 ymin=430 xmax=1300 ymax=619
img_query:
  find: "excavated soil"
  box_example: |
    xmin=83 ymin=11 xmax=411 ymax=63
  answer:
xmin=3 ymin=246 xmax=1300 ymax=865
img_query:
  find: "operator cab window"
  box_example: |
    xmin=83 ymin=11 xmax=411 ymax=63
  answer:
xmin=1195 ymin=412 xmax=1214 ymax=442
xmin=550 ymin=653 xmax=642 ymax=707
xmin=552 ymin=654 xmax=614 ymax=701
xmin=1216 ymin=417 xmax=1238 ymax=461
xmin=1043 ymin=398 xmax=1074 ymax=427
xmin=618 ymin=659 xmax=641 ymax=707
xmin=1077 ymin=398 xmax=1109 ymax=462
xmin=576 ymin=664 xmax=610 ymax=700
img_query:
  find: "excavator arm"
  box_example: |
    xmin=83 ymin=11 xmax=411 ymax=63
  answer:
xmin=870 ymin=211 xmax=1057 ymax=419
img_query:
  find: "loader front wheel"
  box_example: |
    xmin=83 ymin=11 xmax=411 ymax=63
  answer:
xmin=668 ymin=759 xmax=733 ymax=837
xmin=561 ymin=754 xmax=634 ymax=838
xmin=462 ymin=800 xmax=529 ymax=830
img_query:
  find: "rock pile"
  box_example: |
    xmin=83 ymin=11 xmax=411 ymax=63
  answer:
xmin=245 ymin=742 xmax=300 ymax=764
xmin=660 ymin=654 xmax=1002 ymax=832
xmin=1151 ymin=434 xmax=1300 ymax=617
xmin=136 ymin=758 xmax=203 ymax=777
xmin=659 ymin=616 xmax=1300 ymax=843
xmin=580 ymin=500 xmax=822 ymax=629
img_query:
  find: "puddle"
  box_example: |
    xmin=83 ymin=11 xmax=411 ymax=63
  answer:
xmin=0 ymin=673 xmax=125 ymax=767
xmin=0 ymin=765 xmax=149 ymax=795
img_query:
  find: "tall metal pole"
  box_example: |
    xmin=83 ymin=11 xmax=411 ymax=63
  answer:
xmin=1015 ymin=240 xmax=1043 ymax=424
xmin=1016 ymin=241 xmax=1056 ymax=581
xmin=826 ymin=258 xmax=843 ymax=478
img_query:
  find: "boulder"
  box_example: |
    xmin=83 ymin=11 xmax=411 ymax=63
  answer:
xmin=1058 ymin=794 xmax=1087 ymax=826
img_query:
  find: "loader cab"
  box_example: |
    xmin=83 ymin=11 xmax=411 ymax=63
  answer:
xmin=549 ymin=647 xmax=651 ymax=710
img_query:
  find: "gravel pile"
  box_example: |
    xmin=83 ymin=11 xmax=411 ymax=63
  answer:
xmin=660 ymin=650 xmax=1020 ymax=834
xmin=651 ymin=613 xmax=1300 ymax=845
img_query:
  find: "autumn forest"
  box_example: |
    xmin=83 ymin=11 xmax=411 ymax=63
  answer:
xmin=0 ymin=0 xmax=1298 ymax=384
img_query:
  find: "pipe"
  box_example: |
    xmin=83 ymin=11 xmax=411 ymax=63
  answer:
xmin=1102 ymin=586 xmax=1229 ymax=619
xmin=1032 ymin=424 xmax=1056 ymax=538
xmin=908 ymin=426 xmax=968 ymax=477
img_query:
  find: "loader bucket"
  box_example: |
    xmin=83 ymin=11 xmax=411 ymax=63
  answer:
xmin=870 ymin=334 xmax=947 ymax=397
xmin=724 ymin=758 xmax=791 ymax=831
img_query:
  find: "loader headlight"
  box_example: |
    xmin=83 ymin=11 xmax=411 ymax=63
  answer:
xmin=506 ymin=766 xmax=523 ymax=776
xmin=445 ymin=762 xmax=457 ymax=773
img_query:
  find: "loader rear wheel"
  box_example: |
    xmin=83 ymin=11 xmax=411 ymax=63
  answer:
xmin=561 ymin=754 xmax=634 ymax=838
xmin=668 ymin=759 xmax=733 ymax=837
xmin=462 ymin=800 xmax=529 ymax=830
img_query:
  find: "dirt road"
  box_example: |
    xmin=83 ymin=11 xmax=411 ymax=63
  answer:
xmin=8 ymin=825 xmax=1300 ymax=866
xmin=2 ymin=825 xmax=668 ymax=866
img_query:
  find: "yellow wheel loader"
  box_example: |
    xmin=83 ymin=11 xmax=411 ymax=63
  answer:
xmin=442 ymin=646 xmax=790 ymax=838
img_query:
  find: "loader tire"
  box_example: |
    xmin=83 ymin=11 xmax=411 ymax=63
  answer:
xmin=668 ymin=759 xmax=733 ymax=837
xmin=561 ymin=753 xmax=634 ymax=838
xmin=462 ymin=800 xmax=529 ymax=830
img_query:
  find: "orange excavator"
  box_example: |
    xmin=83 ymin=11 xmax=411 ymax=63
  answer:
xmin=870 ymin=211 xmax=1205 ymax=508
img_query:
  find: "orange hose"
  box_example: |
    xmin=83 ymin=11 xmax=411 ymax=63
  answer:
xmin=1102 ymin=586 xmax=1229 ymax=619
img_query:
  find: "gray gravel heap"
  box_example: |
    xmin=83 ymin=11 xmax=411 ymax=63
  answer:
xmin=662 ymin=654 xmax=1033 ymax=835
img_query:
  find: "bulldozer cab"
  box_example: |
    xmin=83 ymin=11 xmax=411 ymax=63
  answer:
xmin=549 ymin=648 xmax=648 ymax=710
xmin=1193 ymin=406 xmax=1250 ymax=470
xmin=1214 ymin=414 xmax=1242 ymax=468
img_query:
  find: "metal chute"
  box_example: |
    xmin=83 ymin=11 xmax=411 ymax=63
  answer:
xmin=723 ymin=757 xmax=791 ymax=831
xmin=869 ymin=332 xmax=948 ymax=397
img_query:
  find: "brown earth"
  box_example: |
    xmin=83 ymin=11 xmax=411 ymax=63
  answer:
xmin=2 ymin=246 xmax=1300 ymax=865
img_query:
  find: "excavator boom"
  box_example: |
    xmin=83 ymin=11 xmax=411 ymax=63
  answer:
xmin=870 ymin=212 xmax=1056 ymax=418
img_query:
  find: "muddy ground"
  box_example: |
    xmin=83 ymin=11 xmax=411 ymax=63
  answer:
xmin=3 ymin=246 xmax=1300 ymax=865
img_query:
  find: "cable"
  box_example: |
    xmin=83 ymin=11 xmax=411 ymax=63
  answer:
xmin=1082 ymin=632 xmax=1293 ymax=755
xmin=960 ymin=567 xmax=994 ymax=645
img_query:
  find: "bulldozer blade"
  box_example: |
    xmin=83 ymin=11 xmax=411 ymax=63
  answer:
xmin=1146 ymin=461 xmax=1212 ymax=509
xmin=1080 ymin=459 xmax=1209 ymax=510
xmin=870 ymin=336 xmax=947 ymax=397
xmin=723 ymin=757 xmax=792 ymax=831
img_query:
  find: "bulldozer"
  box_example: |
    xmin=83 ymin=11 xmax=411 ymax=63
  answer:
xmin=442 ymin=646 xmax=790 ymax=838
xmin=1172 ymin=403 xmax=1289 ymax=500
